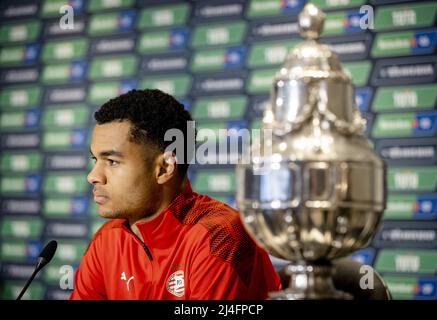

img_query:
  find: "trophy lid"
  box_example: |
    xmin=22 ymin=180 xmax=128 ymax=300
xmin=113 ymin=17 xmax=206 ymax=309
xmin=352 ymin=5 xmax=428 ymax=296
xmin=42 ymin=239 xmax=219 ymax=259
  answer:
xmin=277 ymin=3 xmax=349 ymax=82
xmin=265 ymin=3 xmax=364 ymax=136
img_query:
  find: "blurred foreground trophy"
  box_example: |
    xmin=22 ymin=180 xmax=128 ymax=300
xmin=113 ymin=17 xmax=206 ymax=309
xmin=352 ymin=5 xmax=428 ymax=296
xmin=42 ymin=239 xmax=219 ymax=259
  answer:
xmin=236 ymin=3 xmax=386 ymax=299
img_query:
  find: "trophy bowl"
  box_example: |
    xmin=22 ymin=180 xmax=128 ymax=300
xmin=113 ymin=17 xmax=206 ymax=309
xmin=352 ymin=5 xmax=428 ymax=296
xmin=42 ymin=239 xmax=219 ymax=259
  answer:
xmin=236 ymin=3 xmax=386 ymax=300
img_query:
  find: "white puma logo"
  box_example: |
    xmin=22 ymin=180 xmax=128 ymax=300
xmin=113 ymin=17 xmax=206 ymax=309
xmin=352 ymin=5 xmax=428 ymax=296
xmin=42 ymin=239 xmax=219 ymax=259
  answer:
xmin=120 ymin=272 xmax=134 ymax=291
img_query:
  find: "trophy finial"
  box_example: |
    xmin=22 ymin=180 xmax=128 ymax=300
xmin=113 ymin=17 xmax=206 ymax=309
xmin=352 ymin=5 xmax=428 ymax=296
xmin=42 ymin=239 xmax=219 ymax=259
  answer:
xmin=298 ymin=3 xmax=325 ymax=40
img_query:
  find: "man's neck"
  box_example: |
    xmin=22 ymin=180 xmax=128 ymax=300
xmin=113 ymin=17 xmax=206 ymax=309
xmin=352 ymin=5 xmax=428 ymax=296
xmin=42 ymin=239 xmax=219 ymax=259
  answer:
xmin=128 ymin=177 xmax=187 ymax=242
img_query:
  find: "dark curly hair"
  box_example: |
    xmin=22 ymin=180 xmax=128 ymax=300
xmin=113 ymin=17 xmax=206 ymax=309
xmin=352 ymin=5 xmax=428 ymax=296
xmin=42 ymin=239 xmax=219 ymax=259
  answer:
xmin=94 ymin=89 xmax=195 ymax=177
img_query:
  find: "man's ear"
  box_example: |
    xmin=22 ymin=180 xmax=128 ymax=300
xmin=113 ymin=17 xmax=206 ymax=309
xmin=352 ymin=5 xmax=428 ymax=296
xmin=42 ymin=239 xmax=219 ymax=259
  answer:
xmin=155 ymin=151 xmax=177 ymax=184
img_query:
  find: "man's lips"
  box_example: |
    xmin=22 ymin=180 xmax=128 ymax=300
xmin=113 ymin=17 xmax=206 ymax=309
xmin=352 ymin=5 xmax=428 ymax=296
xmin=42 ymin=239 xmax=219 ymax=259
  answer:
xmin=94 ymin=195 xmax=109 ymax=204
xmin=93 ymin=191 xmax=109 ymax=203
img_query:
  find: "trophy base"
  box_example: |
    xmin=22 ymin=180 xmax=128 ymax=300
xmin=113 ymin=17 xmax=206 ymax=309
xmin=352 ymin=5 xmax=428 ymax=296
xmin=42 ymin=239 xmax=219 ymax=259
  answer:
xmin=269 ymin=262 xmax=353 ymax=300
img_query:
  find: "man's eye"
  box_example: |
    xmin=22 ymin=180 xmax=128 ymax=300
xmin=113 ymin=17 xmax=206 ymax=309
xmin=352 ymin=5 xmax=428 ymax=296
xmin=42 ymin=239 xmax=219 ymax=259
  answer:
xmin=90 ymin=156 xmax=97 ymax=163
xmin=108 ymin=159 xmax=119 ymax=166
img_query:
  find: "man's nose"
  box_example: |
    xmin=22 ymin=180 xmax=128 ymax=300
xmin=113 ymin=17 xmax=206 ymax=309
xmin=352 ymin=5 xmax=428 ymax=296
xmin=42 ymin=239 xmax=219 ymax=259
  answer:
xmin=87 ymin=163 xmax=106 ymax=185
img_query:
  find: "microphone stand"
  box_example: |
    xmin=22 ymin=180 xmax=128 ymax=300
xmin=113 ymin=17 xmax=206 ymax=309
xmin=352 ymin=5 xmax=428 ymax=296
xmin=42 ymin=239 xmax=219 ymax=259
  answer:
xmin=16 ymin=258 xmax=45 ymax=300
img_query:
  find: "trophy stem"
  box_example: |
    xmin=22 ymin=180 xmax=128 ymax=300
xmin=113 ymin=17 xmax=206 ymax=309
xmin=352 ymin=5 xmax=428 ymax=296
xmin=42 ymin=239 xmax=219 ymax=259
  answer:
xmin=269 ymin=261 xmax=353 ymax=300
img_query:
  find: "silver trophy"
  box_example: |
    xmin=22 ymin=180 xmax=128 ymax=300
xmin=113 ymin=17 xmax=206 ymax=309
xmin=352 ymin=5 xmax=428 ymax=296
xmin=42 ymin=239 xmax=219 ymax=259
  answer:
xmin=236 ymin=3 xmax=386 ymax=299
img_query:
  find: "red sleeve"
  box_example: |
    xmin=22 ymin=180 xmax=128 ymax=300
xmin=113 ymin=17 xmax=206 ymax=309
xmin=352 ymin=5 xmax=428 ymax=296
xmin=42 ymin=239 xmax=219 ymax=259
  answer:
xmin=188 ymin=230 xmax=282 ymax=300
xmin=69 ymin=237 xmax=107 ymax=300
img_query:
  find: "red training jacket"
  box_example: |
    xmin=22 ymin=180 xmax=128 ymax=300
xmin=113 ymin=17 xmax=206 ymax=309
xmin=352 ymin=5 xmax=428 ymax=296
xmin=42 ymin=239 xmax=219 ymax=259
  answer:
xmin=70 ymin=181 xmax=281 ymax=300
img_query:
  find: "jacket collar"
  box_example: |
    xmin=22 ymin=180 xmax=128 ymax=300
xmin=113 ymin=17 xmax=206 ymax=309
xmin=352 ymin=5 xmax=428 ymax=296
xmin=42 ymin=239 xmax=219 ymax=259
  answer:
xmin=129 ymin=180 xmax=196 ymax=244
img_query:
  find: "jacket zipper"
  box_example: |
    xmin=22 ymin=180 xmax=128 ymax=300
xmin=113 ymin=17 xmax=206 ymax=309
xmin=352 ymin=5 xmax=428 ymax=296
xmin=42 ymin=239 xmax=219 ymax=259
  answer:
xmin=121 ymin=224 xmax=153 ymax=262
xmin=142 ymin=243 xmax=153 ymax=261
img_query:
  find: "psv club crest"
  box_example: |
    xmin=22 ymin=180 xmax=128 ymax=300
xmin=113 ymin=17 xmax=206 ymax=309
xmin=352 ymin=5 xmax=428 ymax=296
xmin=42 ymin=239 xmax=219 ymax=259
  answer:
xmin=166 ymin=270 xmax=185 ymax=297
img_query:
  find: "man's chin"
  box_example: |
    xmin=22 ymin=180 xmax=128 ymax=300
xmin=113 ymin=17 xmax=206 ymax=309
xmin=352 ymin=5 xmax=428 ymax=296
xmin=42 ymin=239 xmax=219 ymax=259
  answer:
xmin=97 ymin=208 xmax=124 ymax=220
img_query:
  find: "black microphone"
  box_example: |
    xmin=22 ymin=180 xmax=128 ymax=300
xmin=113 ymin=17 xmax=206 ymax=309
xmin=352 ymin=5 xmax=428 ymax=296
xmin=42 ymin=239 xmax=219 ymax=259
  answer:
xmin=16 ymin=240 xmax=58 ymax=300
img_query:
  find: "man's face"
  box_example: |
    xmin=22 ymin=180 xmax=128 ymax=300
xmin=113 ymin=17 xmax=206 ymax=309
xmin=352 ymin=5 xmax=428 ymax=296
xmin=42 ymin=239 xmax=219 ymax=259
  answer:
xmin=88 ymin=120 xmax=160 ymax=220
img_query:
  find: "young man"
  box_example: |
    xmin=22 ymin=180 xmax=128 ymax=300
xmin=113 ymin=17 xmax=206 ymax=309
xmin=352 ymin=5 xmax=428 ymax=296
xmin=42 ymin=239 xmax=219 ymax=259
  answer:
xmin=70 ymin=89 xmax=281 ymax=300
